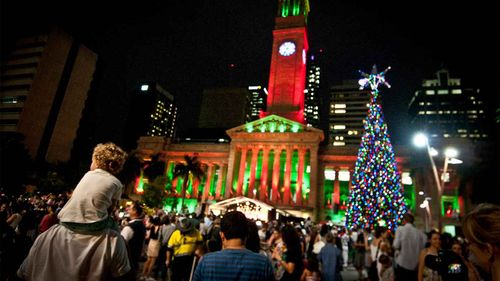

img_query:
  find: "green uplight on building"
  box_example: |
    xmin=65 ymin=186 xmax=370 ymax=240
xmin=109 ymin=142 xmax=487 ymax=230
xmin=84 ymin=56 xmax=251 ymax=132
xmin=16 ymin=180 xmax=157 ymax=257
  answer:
xmin=246 ymin=124 xmax=254 ymax=133
xmin=279 ymin=124 xmax=286 ymax=132
xmin=269 ymin=122 xmax=277 ymax=132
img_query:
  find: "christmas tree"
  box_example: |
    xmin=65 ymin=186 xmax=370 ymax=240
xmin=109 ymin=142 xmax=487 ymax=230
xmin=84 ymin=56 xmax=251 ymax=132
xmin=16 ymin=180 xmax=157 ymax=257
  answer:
xmin=345 ymin=65 xmax=406 ymax=231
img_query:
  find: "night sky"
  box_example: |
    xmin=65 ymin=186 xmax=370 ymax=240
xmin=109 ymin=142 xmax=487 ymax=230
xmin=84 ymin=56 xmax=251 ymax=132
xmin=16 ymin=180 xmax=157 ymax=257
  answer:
xmin=2 ymin=0 xmax=497 ymax=145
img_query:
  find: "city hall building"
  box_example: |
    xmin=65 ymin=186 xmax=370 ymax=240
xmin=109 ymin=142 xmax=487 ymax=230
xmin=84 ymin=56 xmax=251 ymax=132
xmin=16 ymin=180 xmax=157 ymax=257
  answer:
xmin=135 ymin=0 xmax=457 ymax=225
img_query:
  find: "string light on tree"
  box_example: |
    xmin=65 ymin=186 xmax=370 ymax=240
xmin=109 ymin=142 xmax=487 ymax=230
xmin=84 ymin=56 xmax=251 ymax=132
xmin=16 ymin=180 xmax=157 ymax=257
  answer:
xmin=346 ymin=65 xmax=406 ymax=231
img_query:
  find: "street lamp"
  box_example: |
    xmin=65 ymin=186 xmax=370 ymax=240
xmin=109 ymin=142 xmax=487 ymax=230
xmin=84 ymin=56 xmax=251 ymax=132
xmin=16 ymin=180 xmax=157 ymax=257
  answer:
xmin=413 ymin=133 xmax=461 ymax=232
xmin=413 ymin=133 xmax=462 ymax=231
xmin=413 ymin=133 xmax=443 ymax=230
xmin=419 ymin=195 xmax=432 ymax=232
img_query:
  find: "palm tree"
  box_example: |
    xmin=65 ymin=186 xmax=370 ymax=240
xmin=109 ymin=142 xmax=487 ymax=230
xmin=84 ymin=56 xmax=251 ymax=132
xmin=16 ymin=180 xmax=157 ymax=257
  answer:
xmin=173 ymin=155 xmax=206 ymax=213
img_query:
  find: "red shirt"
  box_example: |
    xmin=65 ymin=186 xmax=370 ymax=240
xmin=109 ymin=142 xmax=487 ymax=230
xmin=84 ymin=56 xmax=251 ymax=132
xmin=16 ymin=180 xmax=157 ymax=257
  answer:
xmin=39 ymin=213 xmax=59 ymax=233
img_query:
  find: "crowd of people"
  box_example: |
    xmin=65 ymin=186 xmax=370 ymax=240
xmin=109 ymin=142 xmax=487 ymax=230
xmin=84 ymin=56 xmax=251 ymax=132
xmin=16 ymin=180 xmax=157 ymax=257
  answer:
xmin=1 ymin=142 xmax=499 ymax=281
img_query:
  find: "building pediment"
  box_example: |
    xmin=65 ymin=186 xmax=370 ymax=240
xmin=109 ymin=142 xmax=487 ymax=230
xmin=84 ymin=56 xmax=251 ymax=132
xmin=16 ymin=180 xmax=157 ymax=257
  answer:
xmin=226 ymin=115 xmax=324 ymax=141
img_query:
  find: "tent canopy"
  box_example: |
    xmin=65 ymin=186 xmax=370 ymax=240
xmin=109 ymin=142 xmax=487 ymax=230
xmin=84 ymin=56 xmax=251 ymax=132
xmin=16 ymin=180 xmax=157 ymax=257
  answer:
xmin=209 ymin=196 xmax=290 ymax=221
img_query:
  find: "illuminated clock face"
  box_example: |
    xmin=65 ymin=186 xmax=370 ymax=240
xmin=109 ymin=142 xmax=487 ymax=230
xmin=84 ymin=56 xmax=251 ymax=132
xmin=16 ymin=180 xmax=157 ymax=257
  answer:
xmin=279 ymin=41 xmax=296 ymax=56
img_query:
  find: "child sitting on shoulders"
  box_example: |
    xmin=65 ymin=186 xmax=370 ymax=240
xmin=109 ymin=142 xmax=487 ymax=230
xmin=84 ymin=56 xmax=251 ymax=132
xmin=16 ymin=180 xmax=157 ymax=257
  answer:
xmin=57 ymin=142 xmax=127 ymax=233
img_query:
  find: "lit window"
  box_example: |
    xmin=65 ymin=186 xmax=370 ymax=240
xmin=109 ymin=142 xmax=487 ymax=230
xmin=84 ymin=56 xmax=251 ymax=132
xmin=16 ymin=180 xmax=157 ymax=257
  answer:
xmin=334 ymin=104 xmax=346 ymax=108
xmin=333 ymin=141 xmax=345 ymax=146
xmin=334 ymin=109 xmax=346 ymax=114
xmin=437 ymin=89 xmax=448 ymax=95
xmin=451 ymin=89 xmax=462 ymax=94
xmin=141 ymin=85 xmax=149 ymax=91
xmin=333 ymin=125 xmax=346 ymax=130
xmin=324 ymin=169 xmax=336 ymax=180
xmin=426 ymin=90 xmax=435 ymax=95
xmin=339 ymin=171 xmax=350 ymax=181
xmin=402 ymin=172 xmax=412 ymax=185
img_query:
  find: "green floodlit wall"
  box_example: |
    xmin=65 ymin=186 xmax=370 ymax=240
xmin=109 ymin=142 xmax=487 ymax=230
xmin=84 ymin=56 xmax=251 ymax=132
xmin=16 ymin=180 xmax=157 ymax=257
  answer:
xmin=209 ymin=166 xmax=219 ymax=197
xmin=323 ymin=172 xmax=334 ymax=208
xmin=323 ymin=176 xmax=350 ymax=225
xmin=442 ymin=195 xmax=459 ymax=217
xmin=303 ymin=151 xmax=310 ymax=201
xmin=403 ymin=183 xmax=416 ymax=213
xmin=290 ymin=150 xmax=298 ymax=198
xmin=255 ymin=150 xmax=263 ymax=198
xmin=279 ymin=149 xmax=286 ymax=198
xmin=280 ymin=0 xmax=308 ymax=17
xmin=164 ymin=198 xmax=197 ymax=213
xmin=267 ymin=150 xmax=275 ymax=199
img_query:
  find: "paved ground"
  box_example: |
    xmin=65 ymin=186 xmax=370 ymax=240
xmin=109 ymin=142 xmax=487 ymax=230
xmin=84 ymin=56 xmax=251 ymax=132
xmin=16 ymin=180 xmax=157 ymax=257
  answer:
xmin=136 ymin=264 xmax=362 ymax=281
xmin=341 ymin=266 xmax=363 ymax=281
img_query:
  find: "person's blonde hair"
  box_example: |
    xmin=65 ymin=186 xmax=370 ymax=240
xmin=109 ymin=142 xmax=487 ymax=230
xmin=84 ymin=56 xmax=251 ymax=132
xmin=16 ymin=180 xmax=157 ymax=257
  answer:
xmin=92 ymin=142 xmax=127 ymax=175
xmin=462 ymin=203 xmax=500 ymax=249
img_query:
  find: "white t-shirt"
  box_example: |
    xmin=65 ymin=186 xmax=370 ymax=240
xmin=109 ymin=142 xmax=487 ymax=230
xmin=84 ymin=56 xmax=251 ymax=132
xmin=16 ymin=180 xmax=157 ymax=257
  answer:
xmin=18 ymin=224 xmax=130 ymax=281
xmin=58 ymin=169 xmax=122 ymax=223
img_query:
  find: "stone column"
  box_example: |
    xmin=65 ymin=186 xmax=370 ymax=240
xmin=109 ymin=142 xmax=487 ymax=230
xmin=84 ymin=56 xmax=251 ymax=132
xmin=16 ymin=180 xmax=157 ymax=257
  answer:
xmin=236 ymin=147 xmax=248 ymax=196
xmin=283 ymin=146 xmax=292 ymax=205
xmin=215 ymin=163 xmax=227 ymax=200
xmin=260 ymin=147 xmax=270 ymax=202
xmin=248 ymin=147 xmax=259 ymax=198
xmin=296 ymin=147 xmax=306 ymax=206
xmin=225 ymin=143 xmax=237 ymax=198
xmin=271 ymin=146 xmax=281 ymax=203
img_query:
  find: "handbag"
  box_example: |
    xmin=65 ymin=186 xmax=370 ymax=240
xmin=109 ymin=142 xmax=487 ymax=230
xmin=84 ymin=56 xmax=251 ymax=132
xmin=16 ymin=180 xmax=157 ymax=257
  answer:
xmin=368 ymin=241 xmax=381 ymax=281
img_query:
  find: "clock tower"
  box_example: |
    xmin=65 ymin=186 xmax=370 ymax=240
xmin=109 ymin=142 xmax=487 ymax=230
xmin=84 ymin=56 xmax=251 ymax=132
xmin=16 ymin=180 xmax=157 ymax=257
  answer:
xmin=264 ymin=0 xmax=310 ymax=124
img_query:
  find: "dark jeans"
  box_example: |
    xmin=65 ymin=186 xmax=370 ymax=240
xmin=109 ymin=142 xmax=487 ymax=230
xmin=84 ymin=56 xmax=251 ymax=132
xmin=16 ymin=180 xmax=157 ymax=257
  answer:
xmin=171 ymin=255 xmax=195 ymax=281
xmin=395 ymin=264 xmax=417 ymax=281
xmin=154 ymin=245 xmax=168 ymax=280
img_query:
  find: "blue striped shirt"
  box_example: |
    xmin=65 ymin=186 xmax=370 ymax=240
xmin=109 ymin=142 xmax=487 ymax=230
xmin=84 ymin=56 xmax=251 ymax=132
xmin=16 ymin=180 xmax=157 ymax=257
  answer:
xmin=194 ymin=248 xmax=275 ymax=281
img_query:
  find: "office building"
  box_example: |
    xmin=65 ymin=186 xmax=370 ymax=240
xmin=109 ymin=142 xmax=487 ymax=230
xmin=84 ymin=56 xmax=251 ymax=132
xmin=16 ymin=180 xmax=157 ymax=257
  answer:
xmin=123 ymin=82 xmax=177 ymax=151
xmin=0 ymin=28 xmax=97 ymax=163
xmin=329 ymin=80 xmax=371 ymax=146
xmin=304 ymin=53 xmax=321 ymax=128
xmin=248 ymin=85 xmax=267 ymax=121
xmin=408 ymin=68 xmax=489 ymax=140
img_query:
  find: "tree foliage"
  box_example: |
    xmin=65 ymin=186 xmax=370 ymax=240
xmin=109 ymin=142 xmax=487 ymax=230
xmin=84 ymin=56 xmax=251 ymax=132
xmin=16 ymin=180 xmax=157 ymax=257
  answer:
xmin=173 ymin=155 xmax=206 ymax=212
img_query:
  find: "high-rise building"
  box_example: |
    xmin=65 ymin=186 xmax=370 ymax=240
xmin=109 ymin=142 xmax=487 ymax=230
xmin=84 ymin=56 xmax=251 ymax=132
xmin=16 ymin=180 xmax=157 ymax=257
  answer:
xmin=123 ymin=82 xmax=177 ymax=151
xmin=329 ymin=80 xmax=371 ymax=146
xmin=304 ymin=53 xmax=321 ymax=128
xmin=408 ymin=68 xmax=489 ymax=140
xmin=247 ymin=85 xmax=267 ymax=121
xmin=0 ymin=28 xmax=97 ymax=163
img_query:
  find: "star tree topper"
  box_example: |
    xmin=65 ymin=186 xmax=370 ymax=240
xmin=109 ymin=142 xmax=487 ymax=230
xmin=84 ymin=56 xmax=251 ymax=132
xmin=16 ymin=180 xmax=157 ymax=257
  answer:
xmin=358 ymin=65 xmax=391 ymax=91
